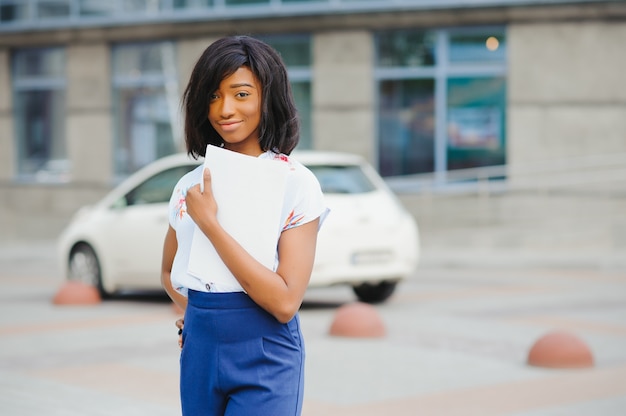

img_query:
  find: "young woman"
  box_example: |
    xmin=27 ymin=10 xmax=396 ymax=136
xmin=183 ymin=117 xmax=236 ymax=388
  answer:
xmin=160 ymin=36 xmax=327 ymax=416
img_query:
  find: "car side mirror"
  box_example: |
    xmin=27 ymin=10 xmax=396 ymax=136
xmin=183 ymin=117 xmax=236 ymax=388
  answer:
xmin=111 ymin=197 xmax=128 ymax=209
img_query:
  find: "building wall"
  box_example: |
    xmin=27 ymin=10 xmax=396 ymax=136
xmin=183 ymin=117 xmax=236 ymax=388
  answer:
xmin=508 ymin=21 xmax=626 ymax=176
xmin=1 ymin=4 xmax=625 ymax=241
xmin=313 ymin=30 xmax=375 ymax=160
xmin=66 ymin=42 xmax=113 ymax=184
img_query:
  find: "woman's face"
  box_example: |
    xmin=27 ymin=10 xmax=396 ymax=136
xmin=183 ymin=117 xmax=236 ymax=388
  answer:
xmin=208 ymin=66 xmax=263 ymax=156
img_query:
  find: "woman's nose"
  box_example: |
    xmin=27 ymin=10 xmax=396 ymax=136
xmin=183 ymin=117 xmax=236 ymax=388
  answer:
xmin=217 ymin=97 xmax=235 ymax=118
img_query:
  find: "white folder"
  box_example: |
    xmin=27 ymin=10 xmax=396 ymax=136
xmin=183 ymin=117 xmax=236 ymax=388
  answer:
xmin=187 ymin=145 xmax=289 ymax=290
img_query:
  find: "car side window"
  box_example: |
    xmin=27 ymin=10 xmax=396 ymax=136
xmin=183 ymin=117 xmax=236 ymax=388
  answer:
xmin=125 ymin=165 xmax=197 ymax=206
xmin=308 ymin=165 xmax=377 ymax=194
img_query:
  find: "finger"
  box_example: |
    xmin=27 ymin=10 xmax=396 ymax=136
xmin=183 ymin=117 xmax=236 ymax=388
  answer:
xmin=199 ymin=167 xmax=211 ymax=194
xmin=175 ymin=318 xmax=184 ymax=329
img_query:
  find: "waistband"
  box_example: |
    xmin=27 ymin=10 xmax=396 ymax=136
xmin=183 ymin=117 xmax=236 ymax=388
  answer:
xmin=187 ymin=289 xmax=257 ymax=309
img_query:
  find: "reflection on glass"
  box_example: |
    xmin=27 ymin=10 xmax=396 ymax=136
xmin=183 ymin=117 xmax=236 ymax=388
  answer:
xmin=14 ymin=48 xmax=65 ymax=78
xmin=0 ymin=3 xmax=28 ymax=22
xmin=37 ymin=1 xmax=71 ymax=18
xmin=225 ymin=0 xmax=269 ymax=5
xmin=449 ymin=32 xmax=506 ymax=63
xmin=446 ymin=77 xmax=506 ymax=170
xmin=173 ymin=0 xmax=213 ymax=8
xmin=123 ymin=0 xmax=163 ymax=12
xmin=15 ymin=89 xmax=67 ymax=177
xmin=291 ymin=82 xmax=312 ymax=149
xmin=13 ymin=48 xmax=67 ymax=180
xmin=377 ymin=31 xmax=436 ymax=67
xmin=258 ymin=35 xmax=312 ymax=149
xmin=79 ymin=0 xmax=118 ymax=16
xmin=260 ymin=35 xmax=311 ymax=67
xmin=114 ymin=87 xmax=176 ymax=175
xmin=378 ymin=79 xmax=435 ymax=176
xmin=113 ymin=43 xmax=172 ymax=77
xmin=112 ymin=42 xmax=178 ymax=176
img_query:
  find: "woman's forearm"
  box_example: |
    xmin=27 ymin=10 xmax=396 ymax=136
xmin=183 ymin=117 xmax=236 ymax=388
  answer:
xmin=197 ymin=216 xmax=317 ymax=323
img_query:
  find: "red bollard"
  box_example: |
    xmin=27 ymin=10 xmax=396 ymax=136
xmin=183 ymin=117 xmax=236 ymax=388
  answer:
xmin=527 ymin=330 xmax=594 ymax=369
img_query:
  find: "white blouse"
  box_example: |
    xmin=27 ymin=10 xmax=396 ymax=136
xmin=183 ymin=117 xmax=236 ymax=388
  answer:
xmin=168 ymin=150 xmax=328 ymax=295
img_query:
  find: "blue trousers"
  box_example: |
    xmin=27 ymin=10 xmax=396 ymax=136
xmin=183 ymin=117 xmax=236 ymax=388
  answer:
xmin=181 ymin=290 xmax=305 ymax=416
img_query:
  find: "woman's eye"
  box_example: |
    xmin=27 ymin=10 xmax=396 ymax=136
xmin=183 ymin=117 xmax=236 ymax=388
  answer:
xmin=209 ymin=93 xmax=218 ymax=101
xmin=236 ymin=92 xmax=250 ymax=98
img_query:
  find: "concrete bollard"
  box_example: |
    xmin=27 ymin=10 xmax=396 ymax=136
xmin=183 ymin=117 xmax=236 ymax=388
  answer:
xmin=527 ymin=330 xmax=594 ymax=369
xmin=52 ymin=281 xmax=102 ymax=305
xmin=329 ymin=302 xmax=386 ymax=338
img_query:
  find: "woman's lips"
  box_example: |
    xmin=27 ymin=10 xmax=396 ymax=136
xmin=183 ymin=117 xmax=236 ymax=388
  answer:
xmin=217 ymin=121 xmax=241 ymax=132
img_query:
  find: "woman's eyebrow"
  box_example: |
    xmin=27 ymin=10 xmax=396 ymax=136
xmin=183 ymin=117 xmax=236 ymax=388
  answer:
xmin=228 ymin=82 xmax=256 ymax=89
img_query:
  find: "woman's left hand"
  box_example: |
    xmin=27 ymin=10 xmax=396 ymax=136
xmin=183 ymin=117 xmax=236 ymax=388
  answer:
xmin=175 ymin=318 xmax=184 ymax=349
xmin=185 ymin=168 xmax=218 ymax=226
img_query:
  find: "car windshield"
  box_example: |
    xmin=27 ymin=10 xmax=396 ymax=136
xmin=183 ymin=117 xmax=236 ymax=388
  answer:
xmin=125 ymin=165 xmax=197 ymax=206
xmin=307 ymin=164 xmax=377 ymax=194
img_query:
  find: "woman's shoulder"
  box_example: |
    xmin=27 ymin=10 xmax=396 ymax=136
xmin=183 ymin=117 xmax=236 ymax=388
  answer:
xmin=178 ymin=164 xmax=203 ymax=183
xmin=171 ymin=164 xmax=203 ymax=194
xmin=264 ymin=151 xmax=317 ymax=184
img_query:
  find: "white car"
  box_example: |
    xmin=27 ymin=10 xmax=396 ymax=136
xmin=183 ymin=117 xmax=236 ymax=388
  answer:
xmin=58 ymin=151 xmax=419 ymax=303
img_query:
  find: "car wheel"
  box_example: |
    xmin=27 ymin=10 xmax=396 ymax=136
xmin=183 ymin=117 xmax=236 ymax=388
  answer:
xmin=68 ymin=244 xmax=110 ymax=298
xmin=352 ymin=280 xmax=398 ymax=304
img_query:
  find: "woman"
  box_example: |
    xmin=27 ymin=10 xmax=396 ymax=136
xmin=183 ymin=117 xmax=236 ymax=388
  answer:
xmin=161 ymin=36 xmax=327 ymax=416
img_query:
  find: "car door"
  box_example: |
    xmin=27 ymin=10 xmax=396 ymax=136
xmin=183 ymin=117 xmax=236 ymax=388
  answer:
xmin=108 ymin=165 xmax=197 ymax=288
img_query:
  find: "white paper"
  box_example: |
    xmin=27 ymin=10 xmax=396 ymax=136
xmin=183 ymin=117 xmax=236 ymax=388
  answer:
xmin=187 ymin=145 xmax=289 ymax=290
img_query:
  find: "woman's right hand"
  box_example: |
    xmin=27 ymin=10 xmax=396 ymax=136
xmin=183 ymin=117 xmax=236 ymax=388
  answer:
xmin=185 ymin=168 xmax=218 ymax=228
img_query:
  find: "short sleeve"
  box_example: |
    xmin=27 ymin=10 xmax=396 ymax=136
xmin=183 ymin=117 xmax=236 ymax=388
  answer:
xmin=168 ymin=167 xmax=201 ymax=230
xmin=281 ymin=161 xmax=329 ymax=232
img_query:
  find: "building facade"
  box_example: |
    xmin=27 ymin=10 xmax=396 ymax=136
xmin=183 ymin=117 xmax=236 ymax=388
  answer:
xmin=1 ymin=0 xmax=625 ymax=240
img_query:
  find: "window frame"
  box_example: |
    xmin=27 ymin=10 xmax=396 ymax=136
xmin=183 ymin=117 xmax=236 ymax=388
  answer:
xmin=374 ymin=26 xmax=508 ymax=180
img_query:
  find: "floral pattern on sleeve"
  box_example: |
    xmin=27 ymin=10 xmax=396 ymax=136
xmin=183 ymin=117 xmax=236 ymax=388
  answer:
xmin=171 ymin=185 xmax=192 ymax=224
xmin=283 ymin=209 xmax=305 ymax=231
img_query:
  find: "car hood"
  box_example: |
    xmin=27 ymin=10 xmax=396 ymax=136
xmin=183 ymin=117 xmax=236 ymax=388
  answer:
xmin=321 ymin=189 xmax=409 ymax=229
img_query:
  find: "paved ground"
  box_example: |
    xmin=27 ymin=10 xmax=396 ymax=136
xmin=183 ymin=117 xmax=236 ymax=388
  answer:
xmin=1 ymin=240 xmax=625 ymax=415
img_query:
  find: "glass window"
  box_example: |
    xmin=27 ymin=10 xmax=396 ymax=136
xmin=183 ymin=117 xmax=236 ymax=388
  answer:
xmin=14 ymin=48 xmax=65 ymax=77
xmin=376 ymin=28 xmax=507 ymax=178
xmin=0 ymin=1 xmax=29 ymax=22
xmin=123 ymin=0 xmax=163 ymax=13
xmin=447 ymin=77 xmax=506 ymax=170
xmin=449 ymin=32 xmax=506 ymax=64
xmin=262 ymin=35 xmax=311 ymax=67
xmin=291 ymin=81 xmax=312 ymax=149
xmin=13 ymin=48 xmax=67 ymax=181
xmin=112 ymin=42 xmax=179 ymax=177
xmin=377 ymin=31 xmax=436 ymax=67
xmin=378 ymin=79 xmax=434 ymax=176
xmin=225 ymin=0 xmax=269 ymax=5
xmin=259 ymin=35 xmax=313 ymax=149
xmin=37 ymin=1 xmax=71 ymax=19
xmin=173 ymin=0 xmax=213 ymax=9
xmin=79 ymin=0 xmax=118 ymax=17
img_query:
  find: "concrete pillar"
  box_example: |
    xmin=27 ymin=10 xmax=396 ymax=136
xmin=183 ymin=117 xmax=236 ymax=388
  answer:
xmin=66 ymin=42 xmax=112 ymax=184
xmin=0 ymin=48 xmax=14 ymax=181
xmin=312 ymin=31 xmax=375 ymax=163
xmin=508 ymin=22 xmax=626 ymax=170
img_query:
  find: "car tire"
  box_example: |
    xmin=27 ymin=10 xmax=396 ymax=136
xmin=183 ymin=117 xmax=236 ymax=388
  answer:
xmin=352 ymin=280 xmax=398 ymax=304
xmin=68 ymin=244 xmax=110 ymax=298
